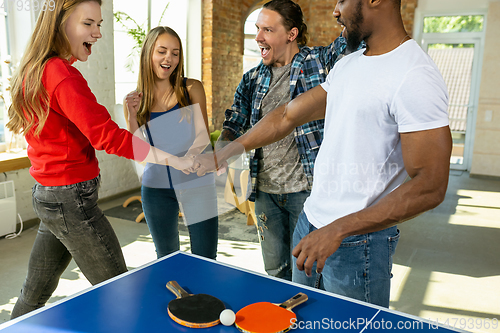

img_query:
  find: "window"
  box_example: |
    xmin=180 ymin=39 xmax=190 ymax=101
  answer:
xmin=243 ymin=9 xmax=261 ymax=74
xmin=422 ymin=14 xmax=485 ymax=169
xmin=423 ymin=15 xmax=484 ymax=34
xmin=113 ymin=0 xmax=189 ymax=105
xmin=113 ymin=1 xmax=148 ymax=104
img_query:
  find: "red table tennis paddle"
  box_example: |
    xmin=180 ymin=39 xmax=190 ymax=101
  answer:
xmin=166 ymin=280 xmax=226 ymax=328
xmin=235 ymin=292 xmax=308 ymax=333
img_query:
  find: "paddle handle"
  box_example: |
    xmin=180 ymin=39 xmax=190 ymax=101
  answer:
xmin=166 ymin=281 xmax=190 ymax=298
xmin=279 ymin=292 xmax=308 ymax=311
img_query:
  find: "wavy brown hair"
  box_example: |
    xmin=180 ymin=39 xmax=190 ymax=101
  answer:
xmin=6 ymin=0 xmax=102 ymax=136
xmin=136 ymin=26 xmax=190 ymax=127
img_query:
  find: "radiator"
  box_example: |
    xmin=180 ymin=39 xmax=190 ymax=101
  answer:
xmin=0 ymin=181 xmax=16 ymax=237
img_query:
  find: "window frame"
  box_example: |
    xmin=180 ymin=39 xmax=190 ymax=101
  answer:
xmin=415 ymin=9 xmax=487 ymax=171
xmin=0 ymin=6 xmax=10 ymax=152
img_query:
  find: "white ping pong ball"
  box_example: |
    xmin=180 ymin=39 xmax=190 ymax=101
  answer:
xmin=219 ymin=309 xmax=236 ymax=326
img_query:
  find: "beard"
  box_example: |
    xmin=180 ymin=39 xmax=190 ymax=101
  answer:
xmin=345 ymin=0 xmax=364 ymax=53
xmin=346 ymin=29 xmax=363 ymax=53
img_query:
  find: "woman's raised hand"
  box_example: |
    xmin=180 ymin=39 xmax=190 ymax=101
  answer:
xmin=125 ymin=91 xmax=143 ymax=117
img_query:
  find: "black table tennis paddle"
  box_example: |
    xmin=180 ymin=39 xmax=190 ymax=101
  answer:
xmin=166 ymin=280 xmax=226 ymax=328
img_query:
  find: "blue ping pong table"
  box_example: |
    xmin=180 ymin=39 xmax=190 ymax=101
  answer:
xmin=0 ymin=251 xmax=468 ymax=332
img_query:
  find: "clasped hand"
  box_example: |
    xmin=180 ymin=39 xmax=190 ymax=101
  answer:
xmin=169 ymin=152 xmax=227 ymax=176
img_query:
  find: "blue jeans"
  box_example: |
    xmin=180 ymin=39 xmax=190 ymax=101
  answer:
xmin=254 ymin=190 xmax=310 ymax=281
xmin=292 ymin=211 xmax=400 ymax=307
xmin=141 ymin=185 xmax=218 ymax=259
xmin=11 ymin=176 xmax=127 ymax=319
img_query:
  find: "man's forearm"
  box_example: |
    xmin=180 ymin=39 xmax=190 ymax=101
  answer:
xmin=209 ymin=86 xmax=327 ymax=173
xmin=331 ymin=170 xmax=448 ymax=240
xmin=235 ymin=103 xmax=296 ymax=152
xmin=327 ymin=126 xmax=452 ymax=240
xmin=211 ymin=104 xmax=296 ymax=169
xmin=217 ymin=87 xmax=327 ymax=164
xmin=218 ymin=129 xmax=238 ymax=142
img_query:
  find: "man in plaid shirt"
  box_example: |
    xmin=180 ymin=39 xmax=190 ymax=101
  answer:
xmin=218 ymin=0 xmax=347 ymax=281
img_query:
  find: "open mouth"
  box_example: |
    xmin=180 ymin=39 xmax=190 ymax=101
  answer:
xmin=160 ymin=64 xmax=172 ymax=70
xmin=260 ymin=46 xmax=270 ymax=58
xmin=84 ymin=42 xmax=94 ymax=54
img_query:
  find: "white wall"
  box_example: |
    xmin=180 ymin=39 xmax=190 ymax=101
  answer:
xmin=74 ymin=1 xmax=141 ymax=199
xmin=3 ymin=169 xmax=37 ymax=223
xmin=4 ymin=5 xmax=42 ymax=222
xmin=470 ymin=1 xmax=500 ymax=176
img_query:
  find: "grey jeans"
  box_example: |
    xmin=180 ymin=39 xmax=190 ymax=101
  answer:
xmin=11 ymin=176 xmax=127 ymax=318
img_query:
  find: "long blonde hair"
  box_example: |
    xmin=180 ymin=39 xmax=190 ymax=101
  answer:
xmin=6 ymin=0 xmax=102 ymax=136
xmin=136 ymin=26 xmax=190 ymax=127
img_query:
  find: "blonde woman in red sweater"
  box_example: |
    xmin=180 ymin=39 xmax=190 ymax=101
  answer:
xmin=6 ymin=0 xmax=192 ymax=318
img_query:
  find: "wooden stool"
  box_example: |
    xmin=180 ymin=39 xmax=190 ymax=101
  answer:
xmin=122 ymin=196 xmax=144 ymax=223
xmin=122 ymin=196 xmax=183 ymax=223
xmin=224 ymin=169 xmax=257 ymax=226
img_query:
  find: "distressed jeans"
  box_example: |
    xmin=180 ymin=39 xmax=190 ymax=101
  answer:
xmin=292 ymin=211 xmax=400 ymax=307
xmin=11 ymin=176 xmax=127 ymax=319
xmin=255 ymin=190 xmax=310 ymax=281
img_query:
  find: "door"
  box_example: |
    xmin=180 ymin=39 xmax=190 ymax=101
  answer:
xmin=423 ymin=37 xmax=482 ymax=171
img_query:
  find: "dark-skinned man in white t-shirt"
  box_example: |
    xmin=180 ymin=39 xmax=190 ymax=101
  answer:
xmin=195 ymin=0 xmax=452 ymax=307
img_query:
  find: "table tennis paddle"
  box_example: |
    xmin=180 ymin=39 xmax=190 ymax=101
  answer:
xmin=235 ymin=292 xmax=308 ymax=333
xmin=166 ymin=280 xmax=226 ymax=328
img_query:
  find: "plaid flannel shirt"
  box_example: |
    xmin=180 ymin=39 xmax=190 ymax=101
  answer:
xmin=222 ymin=36 xmax=347 ymax=201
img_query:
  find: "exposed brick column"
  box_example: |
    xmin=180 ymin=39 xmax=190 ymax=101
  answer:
xmin=203 ymin=0 xmax=245 ymax=130
xmin=402 ymin=0 xmax=418 ymax=38
xmin=302 ymin=0 xmax=418 ymax=47
xmin=298 ymin=0 xmax=342 ymax=47
xmin=202 ymin=0 xmax=214 ymax=130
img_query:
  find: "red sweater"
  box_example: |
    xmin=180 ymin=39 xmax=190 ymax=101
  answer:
xmin=26 ymin=57 xmax=149 ymax=186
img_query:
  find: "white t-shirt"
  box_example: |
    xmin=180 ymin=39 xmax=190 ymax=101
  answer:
xmin=303 ymin=40 xmax=449 ymax=229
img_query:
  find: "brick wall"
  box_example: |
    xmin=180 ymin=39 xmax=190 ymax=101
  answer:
xmin=203 ymin=0 xmax=245 ymax=130
xmin=204 ymin=0 xmax=418 ymax=129
xmin=300 ymin=0 xmax=417 ymax=46
xmin=401 ymin=0 xmax=418 ymax=37
xmin=298 ymin=0 xmax=343 ymax=47
xmin=202 ymin=0 xmax=214 ymax=130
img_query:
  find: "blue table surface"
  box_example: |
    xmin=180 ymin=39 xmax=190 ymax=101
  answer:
xmin=0 ymin=252 xmax=468 ymax=332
